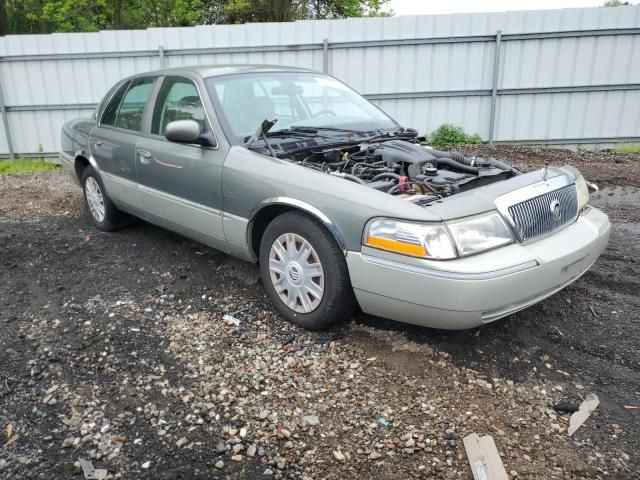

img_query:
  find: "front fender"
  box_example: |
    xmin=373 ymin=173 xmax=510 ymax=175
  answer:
xmin=248 ymin=196 xmax=348 ymax=254
xmin=222 ymin=146 xmax=442 ymax=252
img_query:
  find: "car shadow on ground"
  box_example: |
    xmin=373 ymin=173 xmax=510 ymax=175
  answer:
xmin=350 ymin=307 xmax=548 ymax=382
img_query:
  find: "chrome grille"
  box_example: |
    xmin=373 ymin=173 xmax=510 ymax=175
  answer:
xmin=507 ymin=185 xmax=578 ymax=243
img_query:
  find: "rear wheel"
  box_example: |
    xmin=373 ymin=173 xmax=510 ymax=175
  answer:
xmin=259 ymin=211 xmax=355 ymax=329
xmin=81 ymin=165 xmax=127 ymax=231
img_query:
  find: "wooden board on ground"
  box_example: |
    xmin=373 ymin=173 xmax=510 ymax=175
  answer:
xmin=463 ymin=433 xmax=509 ymax=480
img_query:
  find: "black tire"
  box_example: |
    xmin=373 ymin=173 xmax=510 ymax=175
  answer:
xmin=259 ymin=211 xmax=356 ymax=329
xmin=81 ymin=165 xmax=128 ymax=231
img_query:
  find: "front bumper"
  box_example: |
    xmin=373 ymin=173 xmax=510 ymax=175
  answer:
xmin=347 ymin=206 xmax=610 ymax=329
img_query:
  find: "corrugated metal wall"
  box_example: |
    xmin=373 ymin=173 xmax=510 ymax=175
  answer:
xmin=0 ymin=5 xmax=639 ymax=157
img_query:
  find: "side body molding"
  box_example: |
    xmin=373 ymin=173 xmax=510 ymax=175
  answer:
xmin=247 ymin=197 xmax=348 ymax=260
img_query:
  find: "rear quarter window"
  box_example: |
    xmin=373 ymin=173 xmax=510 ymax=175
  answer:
xmin=94 ymin=82 xmax=123 ymax=122
xmin=100 ymin=82 xmax=129 ymax=126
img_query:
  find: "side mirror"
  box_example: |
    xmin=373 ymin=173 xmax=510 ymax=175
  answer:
xmin=164 ymin=120 xmax=202 ymax=144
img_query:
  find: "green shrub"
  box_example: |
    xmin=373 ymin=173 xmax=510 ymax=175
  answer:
xmin=426 ymin=124 xmax=483 ymax=148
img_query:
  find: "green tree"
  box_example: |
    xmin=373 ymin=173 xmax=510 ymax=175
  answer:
xmin=123 ymin=0 xmax=205 ymax=28
xmin=41 ymin=0 xmax=112 ymax=32
xmin=0 ymin=0 xmax=392 ymax=35
xmin=222 ymin=0 xmax=390 ymax=23
xmin=0 ymin=1 xmax=9 ymax=37
xmin=305 ymin=0 xmax=391 ymax=19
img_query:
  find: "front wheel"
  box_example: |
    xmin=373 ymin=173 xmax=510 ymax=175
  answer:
xmin=259 ymin=211 xmax=355 ymax=329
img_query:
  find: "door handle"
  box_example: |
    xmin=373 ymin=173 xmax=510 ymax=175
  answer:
xmin=94 ymin=140 xmax=103 ymax=147
xmin=137 ymin=149 xmax=152 ymax=164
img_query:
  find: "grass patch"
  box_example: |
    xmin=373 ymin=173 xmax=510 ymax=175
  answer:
xmin=612 ymin=143 xmax=640 ymax=154
xmin=0 ymin=158 xmax=60 ymax=175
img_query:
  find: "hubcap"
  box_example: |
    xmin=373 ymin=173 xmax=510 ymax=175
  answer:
xmin=268 ymin=233 xmax=325 ymax=314
xmin=85 ymin=176 xmax=106 ymax=222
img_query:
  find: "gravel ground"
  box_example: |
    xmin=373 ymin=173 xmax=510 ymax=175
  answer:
xmin=0 ymin=146 xmax=638 ymax=479
xmin=457 ymin=145 xmax=640 ymax=189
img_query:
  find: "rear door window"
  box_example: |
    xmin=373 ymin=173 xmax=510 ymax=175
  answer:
xmin=151 ymin=77 xmax=206 ymax=136
xmin=113 ymin=78 xmax=155 ymax=132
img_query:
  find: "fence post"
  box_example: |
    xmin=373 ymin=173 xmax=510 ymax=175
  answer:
xmin=158 ymin=45 xmax=165 ymax=68
xmin=0 ymin=71 xmax=15 ymax=160
xmin=488 ymin=30 xmax=502 ymax=146
xmin=323 ymin=38 xmax=329 ymax=73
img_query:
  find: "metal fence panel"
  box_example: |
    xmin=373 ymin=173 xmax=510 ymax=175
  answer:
xmin=0 ymin=5 xmax=639 ymax=157
xmin=500 ymin=35 xmax=639 ymax=88
xmin=373 ymin=96 xmax=491 ymax=139
xmin=495 ymin=90 xmax=640 ymax=142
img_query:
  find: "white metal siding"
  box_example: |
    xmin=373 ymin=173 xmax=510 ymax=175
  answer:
xmin=0 ymin=5 xmax=639 ymax=156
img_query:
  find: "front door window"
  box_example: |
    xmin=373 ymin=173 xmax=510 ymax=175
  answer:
xmin=151 ymin=77 xmax=206 ymax=136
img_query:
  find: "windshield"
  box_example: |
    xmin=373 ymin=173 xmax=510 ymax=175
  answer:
xmin=206 ymin=72 xmax=398 ymax=141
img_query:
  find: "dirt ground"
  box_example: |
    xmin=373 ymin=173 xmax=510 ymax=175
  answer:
xmin=0 ymin=146 xmax=638 ymax=480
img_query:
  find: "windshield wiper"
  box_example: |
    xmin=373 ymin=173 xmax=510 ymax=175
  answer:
xmin=264 ymin=128 xmax=331 ymax=139
xmin=362 ymin=127 xmax=419 ymax=143
xmin=244 ymin=122 xmax=396 ymax=157
xmin=288 ymin=126 xmax=367 ymax=135
xmin=244 ymin=118 xmax=278 ymax=157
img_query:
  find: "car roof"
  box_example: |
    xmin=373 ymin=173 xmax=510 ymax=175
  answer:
xmin=126 ymin=64 xmax=316 ymax=81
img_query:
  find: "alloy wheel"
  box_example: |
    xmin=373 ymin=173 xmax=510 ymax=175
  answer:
xmin=85 ymin=176 xmax=106 ymax=223
xmin=268 ymin=233 xmax=325 ymax=313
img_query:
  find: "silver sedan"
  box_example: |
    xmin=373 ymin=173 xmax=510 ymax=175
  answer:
xmin=59 ymin=65 xmax=610 ymax=329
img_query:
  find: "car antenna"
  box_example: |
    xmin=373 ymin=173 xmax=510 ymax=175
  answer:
xmin=245 ymin=118 xmax=278 ymax=157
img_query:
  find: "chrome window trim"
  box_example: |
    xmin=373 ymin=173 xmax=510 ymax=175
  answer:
xmin=494 ymin=174 xmax=577 ymax=244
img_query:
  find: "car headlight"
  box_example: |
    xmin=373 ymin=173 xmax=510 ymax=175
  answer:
xmin=575 ymin=174 xmax=590 ymax=211
xmin=364 ymin=219 xmax=457 ymax=259
xmin=363 ymin=211 xmax=514 ymax=260
xmin=446 ymin=211 xmax=514 ymax=256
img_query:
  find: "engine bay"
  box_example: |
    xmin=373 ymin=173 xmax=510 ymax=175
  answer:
xmin=281 ymin=138 xmax=521 ymax=206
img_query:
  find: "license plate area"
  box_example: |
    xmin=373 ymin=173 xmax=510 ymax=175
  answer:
xmin=560 ymin=254 xmax=588 ymax=280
